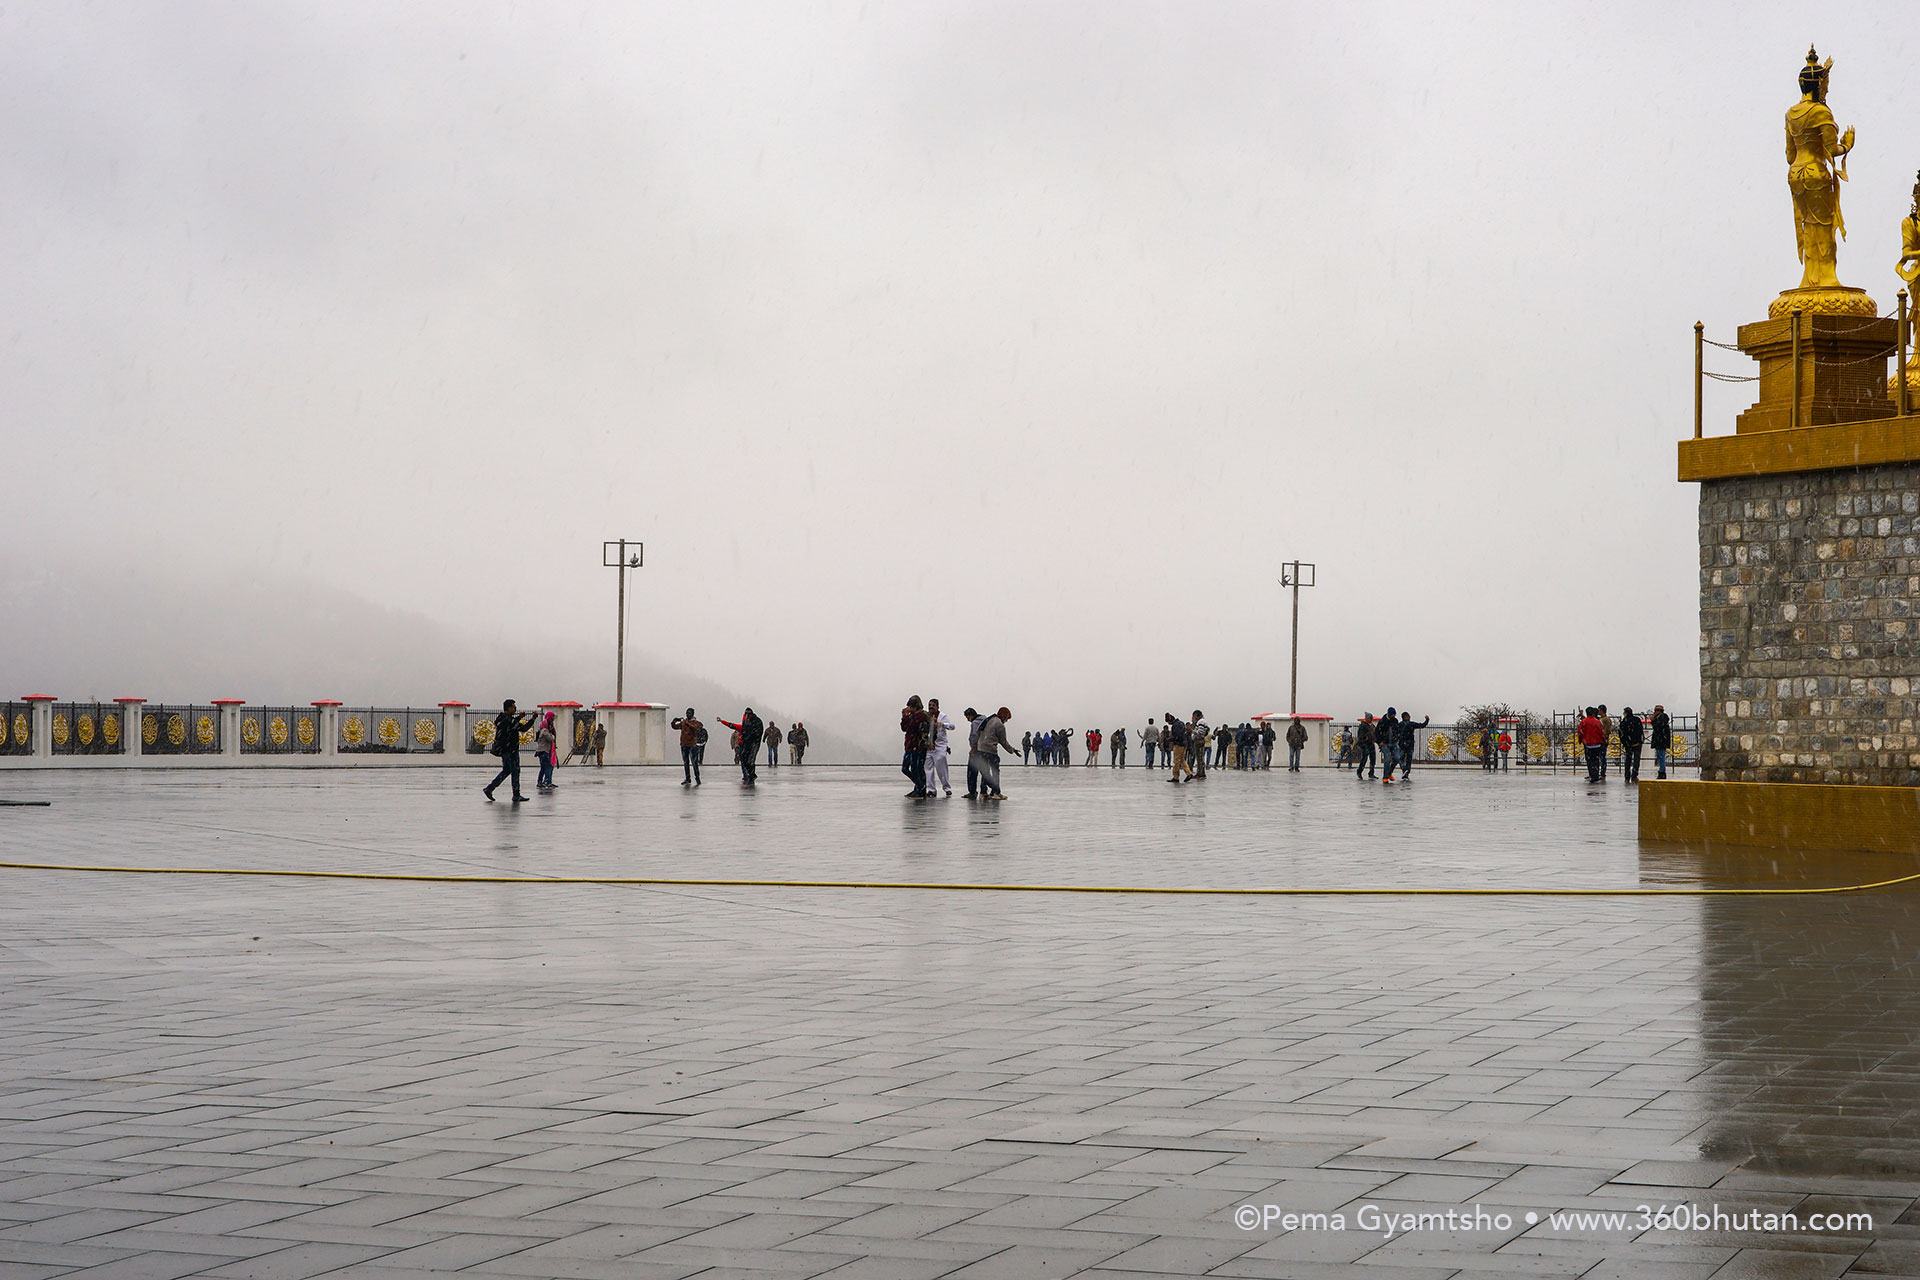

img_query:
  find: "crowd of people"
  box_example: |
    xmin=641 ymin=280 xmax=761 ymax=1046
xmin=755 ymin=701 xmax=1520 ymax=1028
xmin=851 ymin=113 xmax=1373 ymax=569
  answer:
xmin=898 ymin=697 xmax=1017 ymax=798
xmin=1575 ymin=704 xmax=1672 ymax=783
xmin=663 ymin=709 xmax=810 ymax=787
xmin=481 ymin=699 xmax=1677 ymax=801
xmin=1014 ymin=719 xmax=1298 ymax=772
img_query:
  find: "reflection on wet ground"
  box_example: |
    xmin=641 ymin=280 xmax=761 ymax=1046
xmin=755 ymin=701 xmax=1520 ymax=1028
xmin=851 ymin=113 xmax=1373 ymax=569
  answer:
xmin=2 ymin=767 xmax=1917 ymax=1277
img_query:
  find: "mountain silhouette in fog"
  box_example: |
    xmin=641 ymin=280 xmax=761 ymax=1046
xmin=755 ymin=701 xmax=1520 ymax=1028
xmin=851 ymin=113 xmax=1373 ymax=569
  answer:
xmin=0 ymin=556 xmax=881 ymax=763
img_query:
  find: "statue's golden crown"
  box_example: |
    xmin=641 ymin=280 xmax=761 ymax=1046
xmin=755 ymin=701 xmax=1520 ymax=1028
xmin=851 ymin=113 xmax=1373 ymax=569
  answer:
xmin=1799 ymin=45 xmax=1831 ymax=94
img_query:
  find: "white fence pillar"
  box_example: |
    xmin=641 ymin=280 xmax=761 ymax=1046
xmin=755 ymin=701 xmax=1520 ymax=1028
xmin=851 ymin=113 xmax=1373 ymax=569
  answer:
xmin=23 ymin=695 xmax=54 ymax=761
xmin=116 ymin=697 xmax=145 ymax=759
xmin=212 ymin=699 xmax=244 ymax=760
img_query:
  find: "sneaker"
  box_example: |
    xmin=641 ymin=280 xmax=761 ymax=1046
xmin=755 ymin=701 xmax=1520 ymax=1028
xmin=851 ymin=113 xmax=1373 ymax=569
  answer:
xmin=511 ymin=794 xmax=528 ymax=802
xmin=989 ymin=792 xmax=1006 ymax=799
xmin=483 ymin=790 xmax=495 ymax=802
xmin=681 ymin=779 xmax=691 ymax=787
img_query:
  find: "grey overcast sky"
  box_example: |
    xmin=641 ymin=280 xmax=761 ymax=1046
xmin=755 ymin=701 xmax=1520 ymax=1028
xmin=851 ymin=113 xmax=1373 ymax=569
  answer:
xmin=6 ymin=2 xmax=1919 ymax=741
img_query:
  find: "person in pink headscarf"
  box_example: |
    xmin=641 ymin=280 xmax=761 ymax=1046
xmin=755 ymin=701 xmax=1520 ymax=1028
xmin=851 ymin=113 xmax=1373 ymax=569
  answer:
xmin=534 ymin=711 xmax=560 ymax=791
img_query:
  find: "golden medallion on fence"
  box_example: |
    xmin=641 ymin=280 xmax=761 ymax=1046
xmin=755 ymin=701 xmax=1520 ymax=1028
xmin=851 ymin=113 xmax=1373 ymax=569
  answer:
xmin=0 ymin=715 xmax=9 ymax=747
xmin=51 ymin=713 xmax=69 ymax=747
xmin=195 ymin=715 xmax=217 ymax=746
xmin=102 ymin=714 xmax=120 ymax=746
xmin=269 ymin=716 xmax=289 ymax=746
xmin=1526 ymin=732 xmax=1550 ymax=759
xmin=77 ymin=714 xmax=95 ymax=746
xmin=143 ymin=714 xmax=159 ymax=746
xmin=519 ymin=726 xmax=535 ymax=745
xmin=242 ymin=717 xmax=262 ymax=747
xmin=15 ymin=713 xmax=29 ymax=747
xmin=1426 ymin=732 xmax=1452 ymax=756
xmin=296 ymin=717 xmax=316 ymax=747
xmin=472 ymin=719 xmax=496 ymax=746
xmin=412 ymin=717 xmax=437 ymax=746
xmin=341 ymin=716 xmax=367 ymax=747
xmin=1671 ymin=733 xmax=1689 ymax=754
xmin=575 ymin=721 xmax=590 ymax=748
xmin=377 ymin=716 xmax=402 ymax=747
xmin=167 ymin=714 xmax=185 ymax=746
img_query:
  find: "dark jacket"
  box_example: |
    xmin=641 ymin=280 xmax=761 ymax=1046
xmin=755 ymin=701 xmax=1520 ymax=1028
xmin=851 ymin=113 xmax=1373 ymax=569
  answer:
xmin=1650 ymin=710 xmax=1671 ymax=749
xmin=1356 ymin=719 xmax=1374 ymax=747
xmin=1285 ymin=721 xmax=1308 ymax=749
xmin=1393 ymin=716 xmax=1428 ymax=749
xmin=493 ymin=711 xmax=534 ymax=757
xmin=1619 ymin=715 xmax=1645 ymax=747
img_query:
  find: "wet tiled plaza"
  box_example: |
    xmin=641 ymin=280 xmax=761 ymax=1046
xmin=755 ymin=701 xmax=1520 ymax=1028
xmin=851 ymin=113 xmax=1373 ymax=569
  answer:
xmin=2 ymin=764 xmax=1919 ymax=1278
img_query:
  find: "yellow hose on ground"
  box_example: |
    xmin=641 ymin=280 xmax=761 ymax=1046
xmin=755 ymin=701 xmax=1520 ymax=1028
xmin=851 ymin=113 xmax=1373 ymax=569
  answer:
xmin=1 ymin=861 xmax=1917 ymax=896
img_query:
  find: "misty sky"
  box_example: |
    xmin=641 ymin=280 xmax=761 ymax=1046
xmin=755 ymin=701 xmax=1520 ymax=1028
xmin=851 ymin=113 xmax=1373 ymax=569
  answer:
xmin=7 ymin=2 xmax=1920 ymax=742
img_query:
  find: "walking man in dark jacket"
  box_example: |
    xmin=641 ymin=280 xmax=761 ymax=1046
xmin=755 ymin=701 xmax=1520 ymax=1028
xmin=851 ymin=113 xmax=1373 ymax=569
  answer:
xmin=718 ymin=708 xmax=763 ymax=785
xmin=1650 ymin=705 xmax=1672 ymax=778
xmin=1354 ymin=715 xmax=1376 ymax=779
xmin=482 ymin=700 xmax=536 ymax=803
xmin=1619 ymin=706 xmax=1645 ymax=783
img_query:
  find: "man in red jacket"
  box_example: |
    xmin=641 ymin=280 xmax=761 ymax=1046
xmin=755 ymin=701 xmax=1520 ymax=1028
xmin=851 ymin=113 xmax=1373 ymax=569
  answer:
xmin=1577 ymin=707 xmax=1607 ymax=784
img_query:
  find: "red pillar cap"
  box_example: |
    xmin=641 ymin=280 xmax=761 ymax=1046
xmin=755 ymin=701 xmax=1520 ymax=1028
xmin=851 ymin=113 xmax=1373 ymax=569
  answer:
xmin=311 ymin=699 xmax=344 ymax=707
xmin=438 ymin=701 xmax=471 ymax=708
xmin=113 ymin=697 xmax=148 ymax=704
xmin=210 ymin=698 xmax=247 ymax=705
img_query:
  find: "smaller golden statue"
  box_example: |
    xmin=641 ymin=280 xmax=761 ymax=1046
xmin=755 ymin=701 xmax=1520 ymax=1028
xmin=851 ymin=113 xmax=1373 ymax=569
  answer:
xmin=1892 ymin=170 xmax=1920 ymax=409
xmin=1772 ymin=46 xmax=1875 ymax=317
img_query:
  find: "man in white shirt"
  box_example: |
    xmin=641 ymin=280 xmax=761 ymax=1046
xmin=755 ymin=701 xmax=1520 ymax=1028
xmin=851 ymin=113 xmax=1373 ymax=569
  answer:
xmin=925 ymin=698 xmax=956 ymax=797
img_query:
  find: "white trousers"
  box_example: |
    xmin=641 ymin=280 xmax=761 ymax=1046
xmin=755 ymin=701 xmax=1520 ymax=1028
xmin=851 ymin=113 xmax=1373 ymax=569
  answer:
xmin=926 ymin=747 xmax=951 ymax=792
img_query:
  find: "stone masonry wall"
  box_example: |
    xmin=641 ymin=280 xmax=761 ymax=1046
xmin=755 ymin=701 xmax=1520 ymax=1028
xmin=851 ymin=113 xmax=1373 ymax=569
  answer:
xmin=1701 ymin=465 xmax=1920 ymax=785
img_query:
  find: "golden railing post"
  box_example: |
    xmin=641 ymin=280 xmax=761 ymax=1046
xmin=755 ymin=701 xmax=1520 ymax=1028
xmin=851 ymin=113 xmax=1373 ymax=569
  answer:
xmin=1900 ymin=290 xmax=1911 ymax=418
xmin=1693 ymin=322 xmax=1704 ymax=439
xmin=1790 ymin=307 xmax=1803 ymax=431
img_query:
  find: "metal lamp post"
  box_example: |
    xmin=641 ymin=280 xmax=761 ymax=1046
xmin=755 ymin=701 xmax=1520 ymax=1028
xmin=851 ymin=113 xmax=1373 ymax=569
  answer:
xmin=1279 ymin=561 xmax=1315 ymax=715
xmin=603 ymin=541 xmax=644 ymax=702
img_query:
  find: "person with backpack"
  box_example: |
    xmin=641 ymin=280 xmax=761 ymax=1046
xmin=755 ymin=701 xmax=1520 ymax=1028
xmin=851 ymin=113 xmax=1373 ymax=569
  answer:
xmin=1111 ymin=725 xmax=1127 ymax=767
xmin=1164 ymin=712 xmax=1191 ymax=783
xmin=789 ymin=722 xmax=808 ymax=765
xmin=1354 ymin=715 xmax=1376 ymax=779
xmin=482 ymin=700 xmax=536 ymax=803
xmin=973 ymin=707 xmax=1017 ymax=799
xmin=1619 ymin=705 xmax=1645 ymax=783
xmin=1188 ymin=713 xmax=1210 ymax=779
xmin=718 ymin=708 xmax=763 ymax=785
xmin=1085 ymin=728 xmax=1102 ymax=765
xmin=898 ymin=696 xmax=930 ymax=797
xmin=671 ymin=708 xmax=703 ymax=786
xmin=1650 ymin=704 xmax=1672 ymax=778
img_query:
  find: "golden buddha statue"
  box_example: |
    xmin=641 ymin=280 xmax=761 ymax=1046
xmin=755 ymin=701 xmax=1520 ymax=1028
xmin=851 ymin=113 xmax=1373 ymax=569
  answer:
xmin=1772 ymin=46 xmax=1875 ymax=317
xmin=1893 ymin=171 xmax=1920 ymax=410
xmin=1901 ymin=171 xmax=1920 ymax=293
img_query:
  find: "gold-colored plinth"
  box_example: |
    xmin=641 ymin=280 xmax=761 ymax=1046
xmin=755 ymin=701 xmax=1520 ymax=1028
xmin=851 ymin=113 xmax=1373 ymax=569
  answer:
xmin=1639 ymin=779 xmax=1920 ymax=854
xmin=1768 ymin=286 xmax=1879 ymax=318
xmin=1678 ymin=415 xmax=1920 ymax=480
